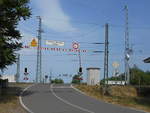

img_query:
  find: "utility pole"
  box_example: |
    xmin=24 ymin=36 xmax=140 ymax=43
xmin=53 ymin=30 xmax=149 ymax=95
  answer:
xmin=78 ymin=49 xmax=82 ymax=76
xmin=124 ymin=6 xmax=130 ymax=85
xmin=78 ymin=50 xmax=81 ymax=68
xmin=104 ymin=23 xmax=109 ymax=85
xmin=36 ymin=16 xmax=42 ymax=83
xmin=49 ymin=69 xmax=52 ymax=84
xmin=16 ymin=53 xmax=20 ymax=83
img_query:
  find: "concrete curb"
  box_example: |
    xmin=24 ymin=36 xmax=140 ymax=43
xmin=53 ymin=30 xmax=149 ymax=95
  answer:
xmin=19 ymin=84 xmax=35 ymax=113
xmin=71 ymin=84 xmax=148 ymax=113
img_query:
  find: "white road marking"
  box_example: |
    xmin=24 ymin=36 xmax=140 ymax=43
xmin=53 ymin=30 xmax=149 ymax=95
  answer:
xmin=19 ymin=84 xmax=35 ymax=113
xmin=50 ymin=84 xmax=95 ymax=113
xmin=51 ymin=86 xmax=72 ymax=89
xmin=71 ymin=84 xmax=87 ymax=95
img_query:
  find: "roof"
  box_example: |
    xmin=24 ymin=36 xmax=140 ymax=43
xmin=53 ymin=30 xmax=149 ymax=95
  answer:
xmin=144 ymin=57 xmax=150 ymax=63
xmin=86 ymin=67 xmax=100 ymax=70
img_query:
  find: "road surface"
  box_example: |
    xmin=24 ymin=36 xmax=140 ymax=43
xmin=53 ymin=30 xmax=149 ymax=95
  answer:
xmin=21 ymin=84 xmax=146 ymax=113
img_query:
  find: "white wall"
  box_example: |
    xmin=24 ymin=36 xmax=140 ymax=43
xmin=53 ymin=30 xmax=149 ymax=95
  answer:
xmin=1 ymin=75 xmax=16 ymax=83
xmin=87 ymin=69 xmax=100 ymax=85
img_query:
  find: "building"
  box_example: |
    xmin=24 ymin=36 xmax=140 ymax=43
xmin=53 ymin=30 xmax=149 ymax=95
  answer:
xmin=87 ymin=68 xmax=100 ymax=85
xmin=144 ymin=57 xmax=150 ymax=63
xmin=1 ymin=75 xmax=16 ymax=83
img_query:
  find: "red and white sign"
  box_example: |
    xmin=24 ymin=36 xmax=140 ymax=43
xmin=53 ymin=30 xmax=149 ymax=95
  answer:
xmin=22 ymin=45 xmax=87 ymax=53
xmin=24 ymin=72 xmax=29 ymax=75
xmin=24 ymin=77 xmax=29 ymax=80
xmin=72 ymin=43 xmax=79 ymax=49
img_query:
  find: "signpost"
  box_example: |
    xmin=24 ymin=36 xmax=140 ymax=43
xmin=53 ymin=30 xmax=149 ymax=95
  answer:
xmin=72 ymin=43 xmax=83 ymax=76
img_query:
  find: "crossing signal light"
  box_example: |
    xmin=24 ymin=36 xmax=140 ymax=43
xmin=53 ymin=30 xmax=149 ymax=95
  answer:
xmin=25 ymin=68 xmax=27 ymax=73
xmin=79 ymin=67 xmax=82 ymax=73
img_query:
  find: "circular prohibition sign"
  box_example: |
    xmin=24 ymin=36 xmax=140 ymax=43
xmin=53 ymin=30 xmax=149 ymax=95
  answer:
xmin=72 ymin=42 xmax=79 ymax=49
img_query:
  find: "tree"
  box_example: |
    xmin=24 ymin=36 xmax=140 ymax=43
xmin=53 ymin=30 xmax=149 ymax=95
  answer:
xmin=0 ymin=0 xmax=31 ymax=71
xmin=51 ymin=78 xmax=64 ymax=84
xmin=100 ymin=65 xmax=150 ymax=85
xmin=72 ymin=75 xmax=82 ymax=84
xmin=130 ymin=65 xmax=150 ymax=85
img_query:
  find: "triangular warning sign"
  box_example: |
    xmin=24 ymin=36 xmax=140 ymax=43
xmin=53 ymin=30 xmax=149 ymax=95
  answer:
xmin=30 ymin=38 xmax=38 ymax=47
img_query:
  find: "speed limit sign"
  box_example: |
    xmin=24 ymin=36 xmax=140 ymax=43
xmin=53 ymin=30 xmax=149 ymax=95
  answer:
xmin=72 ymin=42 xmax=79 ymax=49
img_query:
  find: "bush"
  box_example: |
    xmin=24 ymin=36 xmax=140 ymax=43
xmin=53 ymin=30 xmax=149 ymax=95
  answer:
xmin=72 ymin=75 xmax=82 ymax=84
xmin=51 ymin=78 xmax=64 ymax=84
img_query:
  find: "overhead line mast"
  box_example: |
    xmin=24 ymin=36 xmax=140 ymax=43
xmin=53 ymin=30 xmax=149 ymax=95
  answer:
xmin=36 ymin=16 xmax=43 ymax=83
xmin=104 ymin=23 xmax=109 ymax=85
xmin=124 ymin=6 xmax=130 ymax=85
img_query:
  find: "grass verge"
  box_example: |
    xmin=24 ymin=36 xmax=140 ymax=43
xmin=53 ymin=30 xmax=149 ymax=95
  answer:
xmin=75 ymin=84 xmax=150 ymax=112
xmin=0 ymin=83 xmax=32 ymax=113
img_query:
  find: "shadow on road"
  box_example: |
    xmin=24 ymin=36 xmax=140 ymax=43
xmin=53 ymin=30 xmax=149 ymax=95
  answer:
xmin=22 ymin=90 xmax=37 ymax=97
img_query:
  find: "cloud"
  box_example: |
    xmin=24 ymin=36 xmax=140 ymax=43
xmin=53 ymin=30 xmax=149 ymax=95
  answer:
xmin=34 ymin=0 xmax=76 ymax=32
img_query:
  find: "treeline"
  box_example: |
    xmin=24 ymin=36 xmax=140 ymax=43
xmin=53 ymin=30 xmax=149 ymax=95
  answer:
xmin=72 ymin=75 xmax=83 ymax=84
xmin=101 ymin=65 xmax=150 ymax=85
xmin=51 ymin=78 xmax=64 ymax=84
xmin=130 ymin=65 xmax=150 ymax=85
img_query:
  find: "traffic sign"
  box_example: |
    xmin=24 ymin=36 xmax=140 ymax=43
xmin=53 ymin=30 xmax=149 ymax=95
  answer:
xmin=46 ymin=40 xmax=64 ymax=46
xmin=30 ymin=38 xmax=38 ymax=47
xmin=24 ymin=77 xmax=29 ymax=80
xmin=72 ymin=43 xmax=79 ymax=49
xmin=24 ymin=72 xmax=29 ymax=75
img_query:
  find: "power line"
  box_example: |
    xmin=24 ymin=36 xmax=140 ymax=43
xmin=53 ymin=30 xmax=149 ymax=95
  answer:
xmin=42 ymin=25 xmax=102 ymax=39
xmin=42 ymin=17 xmax=101 ymax=25
xmin=110 ymin=24 xmax=150 ymax=30
xmin=42 ymin=38 xmax=104 ymax=45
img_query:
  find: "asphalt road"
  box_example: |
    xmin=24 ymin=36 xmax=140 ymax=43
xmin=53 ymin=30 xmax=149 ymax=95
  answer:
xmin=21 ymin=84 xmax=146 ymax=113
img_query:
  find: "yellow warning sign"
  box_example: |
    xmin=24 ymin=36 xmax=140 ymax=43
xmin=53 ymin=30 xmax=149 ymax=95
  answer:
xmin=30 ymin=38 xmax=38 ymax=47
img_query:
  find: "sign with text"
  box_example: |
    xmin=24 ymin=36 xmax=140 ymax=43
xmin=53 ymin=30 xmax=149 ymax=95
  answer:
xmin=46 ymin=40 xmax=65 ymax=46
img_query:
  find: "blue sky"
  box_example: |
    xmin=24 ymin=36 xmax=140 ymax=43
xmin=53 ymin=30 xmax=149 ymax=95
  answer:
xmin=2 ymin=0 xmax=150 ymax=83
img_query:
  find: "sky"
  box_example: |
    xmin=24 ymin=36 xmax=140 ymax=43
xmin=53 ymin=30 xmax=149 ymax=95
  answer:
xmin=2 ymin=0 xmax=150 ymax=83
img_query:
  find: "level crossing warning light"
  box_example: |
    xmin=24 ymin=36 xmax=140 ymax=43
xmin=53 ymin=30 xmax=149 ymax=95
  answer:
xmin=24 ymin=67 xmax=29 ymax=75
xmin=25 ymin=67 xmax=27 ymax=73
xmin=79 ymin=67 xmax=82 ymax=73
